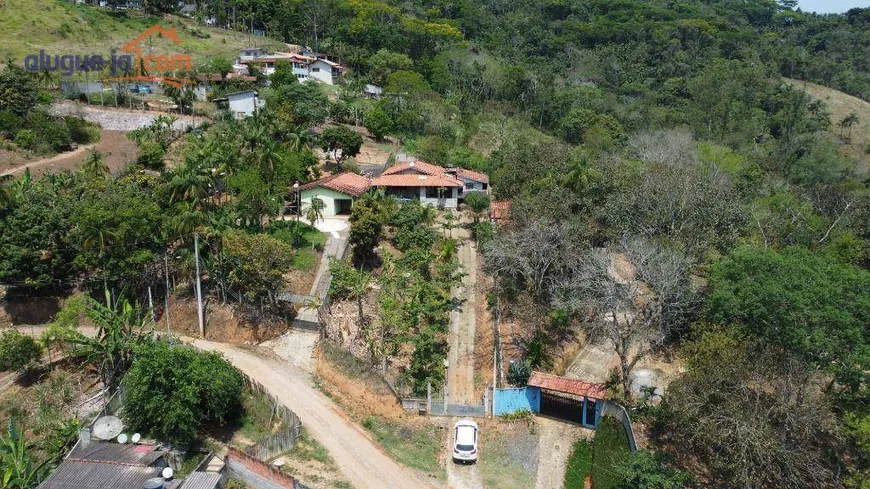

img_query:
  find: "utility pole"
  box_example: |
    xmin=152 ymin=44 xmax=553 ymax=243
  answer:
xmin=164 ymin=253 xmax=171 ymax=336
xmin=194 ymin=233 xmax=205 ymax=337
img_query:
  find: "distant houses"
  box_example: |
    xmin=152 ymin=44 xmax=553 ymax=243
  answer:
xmin=212 ymin=90 xmax=264 ymax=118
xmin=239 ymin=48 xmax=346 ymax=85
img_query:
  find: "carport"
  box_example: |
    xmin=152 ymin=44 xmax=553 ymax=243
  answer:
xmin=527 ymin=372 xmax=606 ymax=428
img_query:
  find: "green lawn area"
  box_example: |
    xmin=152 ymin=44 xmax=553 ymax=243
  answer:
xmin=360 ymin=416 xmax=442 ymax=476
xmin=268 ymin=220 xmax=327 ymax=272
xmin=0 ymin=0 xmax=284 ymax=62
xmin=564 ymin=439 xmax=593 ymax=489
xmin=591 ymin=417 xmax=633 ymax=489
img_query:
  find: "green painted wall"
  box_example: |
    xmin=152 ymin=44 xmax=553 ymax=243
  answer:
xmin=300 ymin=187 xmax=354 ymax=218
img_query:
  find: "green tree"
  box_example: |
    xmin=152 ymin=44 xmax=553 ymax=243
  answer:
xmin=0 ymin=331 xmax=42 ymax=373
xmin=64 ymin=294 xmax=150 ymax=390
xmin=0 ymin=420 xmax=51 ymax=489
xmin=706 ymin=246 xmax=870 ymax=400
xmin=364 ymin=108 xmax=393 ymax=141
xmin=123 ymin=342 xmax=243 ymax=445
xmin=80 ymin=150 xmax=109 ymax=180
xmin=0 ymin=65 xmax=37 ymax=117
xmin=839 ymin=112 xmax=860 ymax=139
xmin=320 ymin=126 xmax=363 ymax=165
xmin=222 ymin=231 xmax=295 ymax=304
xmin=615 ymin=451 xmax=692 ymax=489
xmin=368 ymin=49 xmax=413 ymax=85
xmin=463 ymin=191 xmax=490 ymax=223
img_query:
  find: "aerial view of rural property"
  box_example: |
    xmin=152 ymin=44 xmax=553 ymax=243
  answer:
xmin=0 ymin=0 xmax=868 ymax=488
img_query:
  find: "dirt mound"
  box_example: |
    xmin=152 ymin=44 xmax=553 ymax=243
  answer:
xmin=167 ymin=297 xmax=287 ymax=344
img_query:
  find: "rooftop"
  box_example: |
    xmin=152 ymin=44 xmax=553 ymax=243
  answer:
xmin=38 ymin=442 xmax=172 ymax=489
xmin=372 ymin=173 xmax=462 ymax=188
xmin=490 ymin=200 xmax=511 ymax=221
xmin=455 ymin=167 xmax=489 ymax=184
xmin=527 ymin=371 xmax=608 ymax=400
xmin=382 ymin=160 xmax=445 ymax=177
xmin=298 ymin=172 xmax=372 ymax=197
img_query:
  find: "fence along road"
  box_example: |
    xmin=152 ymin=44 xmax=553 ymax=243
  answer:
xmin=188 ymin=338 xmax=440 ymax=489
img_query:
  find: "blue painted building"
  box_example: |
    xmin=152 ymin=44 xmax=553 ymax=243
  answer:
xmin=493 ymin=372 xmax=607 ymax=429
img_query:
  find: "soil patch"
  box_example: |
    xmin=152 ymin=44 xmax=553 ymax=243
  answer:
xmin=168 ymin=297 xmax=287 ymax=344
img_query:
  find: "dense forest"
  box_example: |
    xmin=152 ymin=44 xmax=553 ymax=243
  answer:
xmin=0 ymin=0 xmax=868 ymax=487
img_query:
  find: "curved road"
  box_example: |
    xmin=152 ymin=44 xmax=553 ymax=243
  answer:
xmin=189 ymin=338 xmax=441 ymax=489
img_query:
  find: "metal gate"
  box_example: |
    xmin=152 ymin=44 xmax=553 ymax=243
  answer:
xmin=540 ymin=391 xmax=583 ymax=423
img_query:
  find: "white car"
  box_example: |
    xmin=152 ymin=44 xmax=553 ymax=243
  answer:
xmin=452 ymin=420 xmax=479 ymax=464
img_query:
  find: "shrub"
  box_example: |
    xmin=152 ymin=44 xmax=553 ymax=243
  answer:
xmin=0 ymin=330 xmax=43 ymax=372
xmin=123 ymin=341 xmax=243 ymax=444
xmin=136 ymin=141 xmax=166 ymax=168
xmin=341 ymin=159 xmax=361 ymax=174
xmin=364 ymin=108 xmax=393 ymax=140
xmin=64 ymin=116 xmax=100 ymax=144
xmin=507 ymin=360 xmax=531 ymax=386
xmin=395 ymin=226 xmax=436 ymax=252
xmin=14 ymin=129 xmax=36 ymax=150
xmin=464 ymin=191 xmax=490 ymax=216
xmin=0 ymin=111 xmax=22 ymax=139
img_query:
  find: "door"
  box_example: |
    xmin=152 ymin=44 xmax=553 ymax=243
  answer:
xmin=583 ymin=399 xmax=598 ymax=428
xmin=335 ymin=198 xmax=353 ymax=215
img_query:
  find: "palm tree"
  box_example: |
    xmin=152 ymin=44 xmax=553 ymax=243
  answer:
xmin=169 ymin=200 xmax=207 ymax=236
xmin=81 ymin=149 xmax=109 ymax=180
xmin=839 ymin=112 xmax=860 ymax=139
xmin=13 ymin=169 xmax=32 ymax=200
xmin=164 ymin=162 xmax=210 ymax=208
xmin=285 ymin=124 xmax=314 ymax=153
xmin=304 ymin=196 xmax=325 ymax=226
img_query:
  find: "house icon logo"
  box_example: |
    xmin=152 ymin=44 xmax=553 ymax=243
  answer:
xmin=109 ymin=25 xmax=194 ymax=88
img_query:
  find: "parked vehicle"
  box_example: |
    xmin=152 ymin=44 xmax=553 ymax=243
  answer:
xmin=452 ymin=420 xmax=479 ymax=464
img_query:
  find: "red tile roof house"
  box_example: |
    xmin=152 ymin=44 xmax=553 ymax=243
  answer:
xmin=372 ymin=161 xmax=465 ymax=209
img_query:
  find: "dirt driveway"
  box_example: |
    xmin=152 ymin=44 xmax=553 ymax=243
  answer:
xmin=447 ymin=230 xmax=479 ymax=405
xmin=189 ymin=339 xmax=440 ymax=489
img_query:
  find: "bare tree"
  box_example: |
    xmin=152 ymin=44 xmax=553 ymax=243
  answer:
xmin=553 ymin=237 xmax=698 ymax=399
xmin=482 ymin=220 xmax=580 ymax=299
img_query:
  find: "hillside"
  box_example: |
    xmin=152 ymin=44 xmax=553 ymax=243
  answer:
xmin=0 ymin=0 xmax=284 ymax=64
xmin=784 ymin=77 xmax=870 ymax=173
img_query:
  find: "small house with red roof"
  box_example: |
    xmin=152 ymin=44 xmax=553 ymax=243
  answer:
xmin=297 ymin=172 xmax=372 ymax=217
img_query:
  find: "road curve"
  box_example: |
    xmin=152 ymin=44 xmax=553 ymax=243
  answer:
xmin=188 ymin=338 xmax=441 ymax=489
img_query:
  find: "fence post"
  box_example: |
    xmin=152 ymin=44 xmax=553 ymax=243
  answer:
xmin=427 ymin=382 xmax=431 ymax=414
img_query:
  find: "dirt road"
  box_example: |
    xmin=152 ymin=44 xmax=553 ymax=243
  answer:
xmin=0 ymin=130 xmax=138 ymax=178
xmin=189 ymin=339 xmax=441 ymax=489
xmin=534 ymin=418 xmax=590 ymax=489
xmin=447 ymin=232 xmax=479 ymax=406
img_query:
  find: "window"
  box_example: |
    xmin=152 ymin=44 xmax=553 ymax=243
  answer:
xmin=312 ymin=67 xmax=320 ymax=72
xmin=425 ymin=187 xmax=440 ymax=198
xmin=482 ymin=183 xmax=488 ymax=190
xmin=465 ymin=182 xmax=474 ymax=189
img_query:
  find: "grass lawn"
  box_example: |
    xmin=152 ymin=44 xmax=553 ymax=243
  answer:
xmin=360 ymin=415 xmax=442 ymax=476
xmin=564 ymin=439 xmax=593 ymax=489
xmin=0 ymin=0 xmax=284 ymax=64
xmin=268 ymin=220 xmax=327 ymax=272
xmin=591 ymin=417 xmax=633 ymax=489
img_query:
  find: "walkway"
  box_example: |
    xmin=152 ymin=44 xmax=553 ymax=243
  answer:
xmin=189 ymin=339 xmax=440 ymax=489
xmin=446 ymin=231 xmax=479 ymax=405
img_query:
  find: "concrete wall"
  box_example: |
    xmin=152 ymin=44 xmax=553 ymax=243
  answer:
xmin=300 ymin=187 xmax=354 ymax=218
xmin=308 ymin=60 xmax=336 ymax=85
xmin=493 ymin=387 xmax=541 ymax=416
xmin=228 ymin=92 xmax=258 ymax=117
xmin=225 ymin=448 xmax=308 ymax=489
